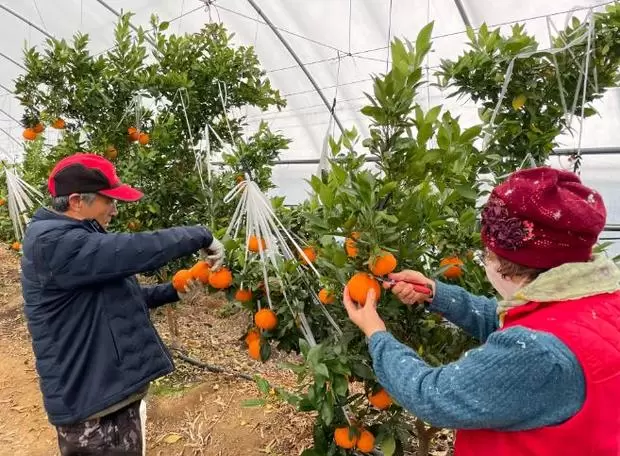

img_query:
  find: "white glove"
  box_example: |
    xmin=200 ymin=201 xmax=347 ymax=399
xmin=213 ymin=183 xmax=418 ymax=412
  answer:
xmin=177 ymin=278 xmax=203 ymax=300
xmin=202 ymin=237 xmax=225 ymax=271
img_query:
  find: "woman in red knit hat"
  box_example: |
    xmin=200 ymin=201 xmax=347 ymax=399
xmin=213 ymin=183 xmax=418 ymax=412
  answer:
xmin=344 ymin=166 xmax=620 ymax=455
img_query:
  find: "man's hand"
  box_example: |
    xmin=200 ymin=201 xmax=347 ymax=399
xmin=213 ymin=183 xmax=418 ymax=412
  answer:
xmin=202 ymin=237 xmax=225 ymax=271
xmin=177 ymin=278 xmax=203 ymax=301
xmin=343 ymin=286 xmax=386 ymax=338
xmin=385 ymin=270 xmax=435 ymax=305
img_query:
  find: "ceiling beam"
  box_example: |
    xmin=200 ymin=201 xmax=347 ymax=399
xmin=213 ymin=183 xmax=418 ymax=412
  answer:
xmin=244 ymin=0 xmax=345 ymax=135
xmin=92 ymin=0 xmax=157 ymax=47
xmin=0 ymin=3 xmax=54 ymax=40
xmin=453 ymin=0 xmax=472 ymax=28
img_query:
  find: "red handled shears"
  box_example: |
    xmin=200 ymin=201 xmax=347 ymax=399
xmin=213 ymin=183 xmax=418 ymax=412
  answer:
xmin=376 ymin=277 xmax=433 ymax=297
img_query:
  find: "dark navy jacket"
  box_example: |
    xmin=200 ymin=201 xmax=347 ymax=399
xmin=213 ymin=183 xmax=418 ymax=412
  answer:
xmin=21 ymin=208 xmax=213 ymax=425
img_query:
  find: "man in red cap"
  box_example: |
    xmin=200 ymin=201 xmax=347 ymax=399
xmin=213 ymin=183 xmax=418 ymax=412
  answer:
xmin=21 ymin=153 xmax=225 ymax=455
xmin=343 ymin=167 xmax=620 ymax=455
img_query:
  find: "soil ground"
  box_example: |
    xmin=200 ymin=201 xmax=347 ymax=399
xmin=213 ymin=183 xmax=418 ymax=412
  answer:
xmin=0 ymin=248 xmax=452 ymax=455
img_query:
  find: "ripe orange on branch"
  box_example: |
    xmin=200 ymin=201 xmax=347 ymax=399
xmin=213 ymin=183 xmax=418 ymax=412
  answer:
xmin=245 ymin=328 xmax=260 ymax=346
xmin=138 ymin=132 xmax=150 ymax=145
xmin=22 ymin=128 xmax=37 ymax=141
xmin=254 ymin=308 xmax=278 ymax=331
xmin=190 ymin=261 xmax=211 ymax=284
xmin=369 ymin=250 xmax=397 ymax=276
xmin=300 ymin=246 xmax=317 ymax=264
xmin=172 ymin=269 xmax=192 ymax=292
xmin=235 ymin=288 xmax=253 ymax=302
xmin=347 ymin=272 xmax=381 ymax=306
xmin=248 ymin=339 xmax=261 ymax=360
xmin=127 ymin=127 xmax=140 ymax=141
xmin=247 ymin=235 xmax=266 ymax=253
xmin=356 ymin=429 xmax=375 ymax=453
xmin=345 ymin=231 xmax=360 ymax=257
xmin=318 ymin=288 xmax=335 ymax=305
xmin=11 ymin=241 xmax=21 ymax=251
xmin=52 ymin=118 xmax=66 ymax=129
xmin=208 ymin=267 xmax=233 ymax=289
xmin=440 ymin=256 xmax=464 ymax=279
xmin=33 ymin=123 xmax=45 ymax=134
xmin=334 ymin=427 xmax=357 ymax=449
xmin=368 ymin=388 xmax=393 ymax=409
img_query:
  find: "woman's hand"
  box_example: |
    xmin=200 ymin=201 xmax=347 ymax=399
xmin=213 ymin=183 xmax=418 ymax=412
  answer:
xmin=343 ymin=286 xmax=386 ymax=338
xmin=385 ymin=270 xmax=435 ymax=305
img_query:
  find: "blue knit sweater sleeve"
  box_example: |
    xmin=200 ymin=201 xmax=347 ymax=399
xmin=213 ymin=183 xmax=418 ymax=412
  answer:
xmin=368 ymin=329 xmax=585 ymax=431
xmin=428 ymin=281 xmax=499 ymax=342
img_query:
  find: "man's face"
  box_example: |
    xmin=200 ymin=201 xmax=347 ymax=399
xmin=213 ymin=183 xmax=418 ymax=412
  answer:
xmin=69 ymin=194 xmax=118 ymax=228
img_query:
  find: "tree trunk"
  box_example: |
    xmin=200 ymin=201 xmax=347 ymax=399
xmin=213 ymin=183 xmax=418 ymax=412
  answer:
xmin=415 ymin=418 xmax=440 ymax=456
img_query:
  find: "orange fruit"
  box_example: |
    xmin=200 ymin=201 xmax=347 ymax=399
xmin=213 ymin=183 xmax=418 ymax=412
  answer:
xmin=172 ymin=269 xmax=192 ymax=292
xmin=347 ymin=272 xmax=381 ymax=306
xmin=368 ymin=388 xmax=393 ymax=410
xmin=440 ymin=256 xmax=464 ymax=279
xmin=334 ymin=427 xmax=357 ymax=449
xmin=300 ymin=246 xmax=316 ymax=265
xmin=248 ymin=339 xmax=261 ymax=360
xmin=33 ymin=123 xmax=44 ymax=134
xmin=235 ymin=288 xmax=253 ymax=302
xmin=127 ymin=219 xmax=141 ymax=231
xmin=245 ymin=328 xmax=260 ymax=346
xmin=247 ymin=235 xmax=266 ymax=253
xmin=190 ymin=261 xmax=211 ymax=284
xmin=10 ymin=241 xmax=21 ymax=251
xmin=138 ymin=132 xmax=150 ymax=145
xmin=235 ymin=175 xmax=245 ymax=184
xmin=128 ymin=127 xmax=140 ymax=141
xmin=208 ymin=267 xmax=233 ymax=289
xmin=369 ymin=251 xmax=397 ymax=276
xmin=318 ymin=288 xmax=335 ymax=305
xmin=22 ymin=128 xmax=37 ymax=141
xmin=52 ymin=118 xmax=66 ymax=129
xmin=0 ymin=198 xmax=5 ymax=206
xmin=356 ymin=430 xmax=375 ymax=453
xmin=345 ymin=232 xmax=360 ymax=257
xmin=255 ymin=308 xmax=278 ymax=331
xmin=104 ymin=145 xmax=118 ymax=160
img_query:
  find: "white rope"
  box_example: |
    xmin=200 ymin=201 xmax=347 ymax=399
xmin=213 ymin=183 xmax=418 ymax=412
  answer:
xmin=575 ymin=12 xmax=595 ymax=171
xmin=4 ymin=167 xmax=43 ymax=240
xmin=483 ymin=12 xmax=594 ymax=150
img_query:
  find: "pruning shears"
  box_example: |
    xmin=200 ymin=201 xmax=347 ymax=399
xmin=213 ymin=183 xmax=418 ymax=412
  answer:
xmin=375 ymin=277 xmax=433 ymax=297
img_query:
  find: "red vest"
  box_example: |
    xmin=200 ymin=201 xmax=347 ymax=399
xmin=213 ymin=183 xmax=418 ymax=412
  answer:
xmin=455 ymin=291 xmax=620 ymax=456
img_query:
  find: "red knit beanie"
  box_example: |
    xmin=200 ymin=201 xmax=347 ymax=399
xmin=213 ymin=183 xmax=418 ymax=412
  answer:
xmin=480 ymin=167 xmax=606 ymax=269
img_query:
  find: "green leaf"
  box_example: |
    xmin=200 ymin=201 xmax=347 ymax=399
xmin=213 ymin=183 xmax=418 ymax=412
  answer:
xmin=455 ymin=185 xmax=478 ymax=200
xmin=379 ymin=434 xmax=397 ymax=456
xmin=415 ymin=22 xmax=435 ymax=60
xmin=242 ymin=398 xmax=266 ymax=407
xmin=159 ymin=21 xmax=170 ymax=31
xmin=315 ymin=363 xmax=330 ymax=378
xmin=460 ymin=125 xmax=482 ymax=143
xmin=255 ymin=376 xmax=271 ymax=395
xmin=299 ymin=339 xmax=310 ymax=358
xmin=351 ymin=362 xmax=374 ymax=380
xmin=320 ymin=399 xmax=334 ymax=426
xmin=333 ymin=375 xmax=349 ymax=396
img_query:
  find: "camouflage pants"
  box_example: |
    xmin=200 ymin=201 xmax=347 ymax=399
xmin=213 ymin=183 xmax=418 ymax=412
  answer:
xmin=56 ymin=400 xmax=146 ymax=456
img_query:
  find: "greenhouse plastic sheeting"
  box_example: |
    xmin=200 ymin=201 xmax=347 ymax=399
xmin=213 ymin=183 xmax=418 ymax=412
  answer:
xmin=0 ymin=0 xmax=618 ymax=222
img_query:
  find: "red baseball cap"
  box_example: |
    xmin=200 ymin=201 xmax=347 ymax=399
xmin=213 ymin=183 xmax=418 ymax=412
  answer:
xmin=48 ymin=153 xmax=143 ymax=202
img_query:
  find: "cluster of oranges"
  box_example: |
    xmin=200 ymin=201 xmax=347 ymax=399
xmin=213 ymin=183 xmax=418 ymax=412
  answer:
xmin=244 ymin=308 xmax=278 ymax=361
xmin=333 ymin=388 xmax=393 ymax=451
xmin=127 ymin=127 xmax=150 ymax=145
xmin=22 ymin=119 xmax=65 ymax=141
xmin=171 ymin=261 xmax=233 ymax=293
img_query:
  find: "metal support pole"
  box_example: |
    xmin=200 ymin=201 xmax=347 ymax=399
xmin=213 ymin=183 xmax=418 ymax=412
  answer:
xmin=453 ymin=0 xmax=472 ymax=28
xmin=244 ymin=0 xmax=345 ymax=134
xmin=93 ymin=0 xmax=158 ymax=47
xmin=0 ymin=108 xmax=21 ymax=125
xmin=0 ymin=51 xmax=26 ymax=70
xmin=0 ymin=4 xmax=54 ymax=40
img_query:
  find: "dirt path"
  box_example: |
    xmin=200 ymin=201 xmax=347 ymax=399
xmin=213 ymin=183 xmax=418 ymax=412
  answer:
xmin=0 ymin=249 xmax=312 ymax=456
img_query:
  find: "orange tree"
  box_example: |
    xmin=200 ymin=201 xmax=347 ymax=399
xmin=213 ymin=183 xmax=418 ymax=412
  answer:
xmin=239 ymin=11 xmax=620 ymax=455
xmin=11 ymin=13 xmax=288 ymax=276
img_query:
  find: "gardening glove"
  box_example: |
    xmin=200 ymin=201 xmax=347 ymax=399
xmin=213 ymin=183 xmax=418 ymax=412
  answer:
xmin=177 ymin=278 xmax=203 ymax=301
xmin=202 ymin=236 xmax=225 ymax=271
